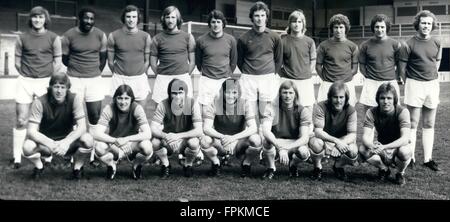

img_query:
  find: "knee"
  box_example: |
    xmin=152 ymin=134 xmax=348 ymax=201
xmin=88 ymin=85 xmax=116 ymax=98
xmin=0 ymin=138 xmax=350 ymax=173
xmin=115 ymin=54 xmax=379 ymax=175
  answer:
xmin=346 ymin=144 xmax=358 ymax=158
xmin=309 ymin=137 xmax=324 ymax=153
xmin=200 ymin=136 xmax=213 ymax=149
xmin=87 ymin=113 xmax=101 ymax=125
xmin=80 ymin=133 xmax=94 ymax=148
xmin=297 ymin=146 xmax=310 ymax=159
xmin=422 ymin=119 xmax=435 ymax=129
xmin=22 ymin=140 xmax=37 ymax=156
xmin=94 ymin=142 xmax=109 ymax=156
xmin=16 ymin=117 xmax=28 ymax=129
xmin=397 ymin=146 xmax=412 ymax=161
xmin=139 ymin=140 xmax=153 ymax=156
xmin=151 ymin=138 xmax=162 ymax=150
xmin=248 ymin=134 xmax=262 ymax=147
xmin=358 ymin=145 xmax=371 ymax=159
xmin=187 ymin=137 xmax=200 ymax=150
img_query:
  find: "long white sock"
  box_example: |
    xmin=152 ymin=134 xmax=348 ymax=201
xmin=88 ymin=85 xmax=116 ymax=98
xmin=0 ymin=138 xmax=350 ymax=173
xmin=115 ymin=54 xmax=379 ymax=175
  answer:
xmin=409 ymin=128 xmax=417 ymax=162
xmin=13 ymin=128 xmax=26 ymax=163
xmin=88 ymin=124 xmax=96 ymax=162
xmin=44 ymin=155 xmax=53 ymax=163
xmin=422 ymin=128 xmax=434 ymax=163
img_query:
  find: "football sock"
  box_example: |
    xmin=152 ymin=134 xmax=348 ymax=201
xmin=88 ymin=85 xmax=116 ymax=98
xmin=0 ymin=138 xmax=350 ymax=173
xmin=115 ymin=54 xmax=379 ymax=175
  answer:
xmin=422 ymin=128 xmax=434 ymax=163
xmin=13 ymin=128 xmax=26 ymax=163
xmin=409 ymin=128 xmax=417 ymax=162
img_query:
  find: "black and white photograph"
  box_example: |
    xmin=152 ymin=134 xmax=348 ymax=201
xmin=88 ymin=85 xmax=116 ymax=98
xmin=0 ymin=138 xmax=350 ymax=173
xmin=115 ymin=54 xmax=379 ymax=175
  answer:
xmin=0 ymin=0 xmax=449 ymax=215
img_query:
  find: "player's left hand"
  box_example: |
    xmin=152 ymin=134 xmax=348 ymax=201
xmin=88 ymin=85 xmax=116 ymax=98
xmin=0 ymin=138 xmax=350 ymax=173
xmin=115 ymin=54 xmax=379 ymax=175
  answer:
xmin=115 ymin=137 xmax=129 ymax=147
xmin=221 ymin=135 xmax=236 ymax=147
xmin=279 ymin=149 xmax=289 ymax=165
xmin=165 ymin=133 xmax=180 ymax=144
xmin=55 ymin=140 xmax=71 ymax=156
xmin=330 ymin=147 xmax=341 ymax=158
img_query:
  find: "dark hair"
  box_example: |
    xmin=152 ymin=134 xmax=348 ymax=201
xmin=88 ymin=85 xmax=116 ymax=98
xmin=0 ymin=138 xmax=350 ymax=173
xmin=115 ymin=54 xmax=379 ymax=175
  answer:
xmin=160 ymin=6 xmax=183 ymax=30
xmin=78 ymin=7 xmax=96 ymax=21
xmin=327 ymin=81 xmax=350 ymax=108
xmin=413 ymin=10 xmax=438 ymax=31
xmin=121 ymin=5 xmax=142 ymax=24
xmin=208 ymin=10 xmax=227 ymax=29
xmin=167 ymin=78 xmax=188 ymax=105
xmin=28 ymin=6 xmax=51 ymax=29
xmin=47 ymin=72 xmax=71 ymax=100
xmin=249 ymin=1 xmax=270 ymax=23
xmin=277 ymin=80 xmax=300 ymax=107
xmin=370 ymin=14 xmax=391 ymax=33
xmin=376 ymin=82 xmax=398 ymax=106
xmin=286 ymin=9 xmax=306 ymax=34
xmin=113 ymin=84 xmax=136 ymax=106
xmin=328 ymin=14 xmax=350 ymax=34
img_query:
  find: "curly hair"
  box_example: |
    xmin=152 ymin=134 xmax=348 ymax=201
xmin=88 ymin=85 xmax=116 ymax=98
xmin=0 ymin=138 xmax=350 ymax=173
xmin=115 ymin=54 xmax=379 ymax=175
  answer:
xmin=370 ymin=14 xmax=391 ymax=33
xmin=249 ymin=1 xmax=270 ymax=23
xmin=328 ymin=14 xmax=350 ymax=34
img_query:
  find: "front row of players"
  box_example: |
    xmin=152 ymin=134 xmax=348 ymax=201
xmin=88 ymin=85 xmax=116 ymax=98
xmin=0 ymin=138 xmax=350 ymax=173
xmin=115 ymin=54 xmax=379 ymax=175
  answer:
xmin=22 ymin=72 xmax=412 ymax=185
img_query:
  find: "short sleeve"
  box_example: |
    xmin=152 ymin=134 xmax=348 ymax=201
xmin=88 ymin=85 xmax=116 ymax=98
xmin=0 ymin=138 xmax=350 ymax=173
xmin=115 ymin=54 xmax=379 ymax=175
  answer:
xmin=188 ymin=33 xmax=196 ymax=53
xmin=152 ymin=102 xmax=166 ymax=124
xmin=144 ymin=33 xmax=151 ymax=54
xmin=358 ymin=42 xmax=367 ymax=64
xmin=398 ymin=41 xmax=410 ymax=62
xmin=98 ymin=105 xmax=114 ymax=127
xmin=316 ymin=43 xmax=325 ymax=65
xmin=299 ymin=107 xmax=312 ymax=126
xmin=134 ymin=104 xmax=149 ymax=126
xmin=313 ymin=104 xmax=325 ymax=129
xmin=150 ymin=37 xmax=159 ymax=57
xmin=363 ymin=109 xmax=375 ymax=129
xmin=351 ymin=43 xmax=358 ymax=64
xmin=398 ymin=108 xmax=411 ymax=129
xmin=28 ymin=99 xmax=43 ymax=124
xmin=435 ymin=39 xmax=442 ymax=61
xmin=309 ymin=39 xmax=317 ymax=61
xmin=61 ymin=34 xmax=70 ymax=55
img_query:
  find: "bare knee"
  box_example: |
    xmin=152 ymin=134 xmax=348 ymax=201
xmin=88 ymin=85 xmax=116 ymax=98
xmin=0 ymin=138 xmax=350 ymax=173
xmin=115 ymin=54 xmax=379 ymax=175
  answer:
xmin=309 ymin=137 xmax=324 ymax=153
xmin=397 ymin=146 xmax=412 ymax=161
xmin=95 ymin=142 xmax=109 ymax=156
xmin=22 ymin=140 xmax=37 ymax=156
xmin=200 ymin=136 xmax=213 ymax=148
xmin=248 ymin=134 xmax=262 ymax=147
xmin=80 ymin=133 xmax=94 ymax=148
xmin=139 ymin=140 xmax=153 ymax=156
xmin=187 ymin=137 xmax=200 ymax=150
xmin=346 ymin=144 xmax=358 ymax=158
xmin=16 ymin=117 xmax=28 ymax=129
xmin=298 ymin=146 xmax=310 ymax=159
xmin=152 ymin=138 xmax=162 ymax=150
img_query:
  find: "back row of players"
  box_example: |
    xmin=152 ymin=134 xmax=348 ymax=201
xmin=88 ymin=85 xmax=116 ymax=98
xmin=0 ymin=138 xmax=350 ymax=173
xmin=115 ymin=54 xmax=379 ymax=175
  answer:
xmin=12 ymin=2 xmax=442 ymax=185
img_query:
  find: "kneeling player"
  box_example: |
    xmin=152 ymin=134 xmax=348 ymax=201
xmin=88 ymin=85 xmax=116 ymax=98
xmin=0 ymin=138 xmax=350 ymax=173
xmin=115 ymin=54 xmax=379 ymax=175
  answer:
xmin=92 ymin=85 xmax=153 ymax=180
xmin=309 ymin=82 xmax=358 ymax=181
xmin=201 ymin=78 xmax=261 ymax=177
xmin=359 ymin=83 xmax=412 ymax=185
xmin=23 ymin=73 xmax=93 ymax=179
xmin=261 ymin=80 xmax=312 ymax=179
xmin=151 ymin=79 xmax=203 ymax=178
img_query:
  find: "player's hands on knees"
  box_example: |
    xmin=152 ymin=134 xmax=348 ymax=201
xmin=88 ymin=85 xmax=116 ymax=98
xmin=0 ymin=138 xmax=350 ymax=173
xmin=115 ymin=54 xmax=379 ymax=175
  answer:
xmin=54 ymin=139 xmax=71 ymax=156
xmin=165 ymin=133 xmax=180 ymax=144
xmin=224 ymin=143 xmax=234 ymax=155
xmin=330 ymin=147 xmax=341 ymax=158
xmin=115 ymin=137 xmax=129 ymax=147
xmin=221 ymin=135 xmax=236 ymax=147
xmin=120 ymin=144 xmax=133 ymax=156
xmin=334 ymin=140 xmax=349 ymax=154
xmin=371 ymin=142 xmax=384 ymax=155
xmin=278 ymin=149 xmax=289 ymax=165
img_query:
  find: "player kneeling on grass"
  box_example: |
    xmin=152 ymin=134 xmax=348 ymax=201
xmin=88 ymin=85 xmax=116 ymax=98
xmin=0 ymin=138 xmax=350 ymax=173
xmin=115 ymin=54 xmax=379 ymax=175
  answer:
xmin=150 ymin=79 xmax=203 ymax=178
xmin=309 ymin=81 xmax=358 ymax=181
xmin=23 ymin=73 xmax=93 ymax=180
xmin=261 ymin=80 xmax=312 ymax=180
xmin=92 ymin=84 xmax=153 ymax=180
xmin=201 ymin=78 xmax=260 ymax=177
xmin=359 ymin=83 xmax=412 ymax=186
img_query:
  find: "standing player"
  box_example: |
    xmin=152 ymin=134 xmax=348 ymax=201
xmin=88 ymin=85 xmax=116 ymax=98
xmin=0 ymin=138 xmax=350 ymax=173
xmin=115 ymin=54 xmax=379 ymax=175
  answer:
xmin=398 ymin=10 xmax=442 ymax=171
xmin=309 ymin=82 xmax=358 ymax=181
xmin=237 ymin=1 xmax=282 ymax=122
xmin=61 ymin=7 xmax=107 ymax=166
xmin=201 ymin=78 xmax=261 ymax=177
xmin=150 ymin=6 xmax=196 ymax=104
xmin=22 ymin=73 xmax=93 ymax=179
xmin=359 ymin=83 xmax=412 ymax=185
xmin=92 ymin=85 xmax=153 ymax=180
xmin=280 ymin=9 xmax=316 ymax=109
xmin=359 ymin=14 xmax=401 ymax=116
xmin=107 ymin=5 xmax=151 ymax=107
xmin=150 ymin=79 xmax=203 ymax=178
xmin=13 ymin=6 xmax=62 ymax=169
xmin=316 ymin=14 xmax=358 ymax=106
xmin=261 ymin=81 xmax=312 ymax=179
xmin=195 ymin=9 xmax=237 ymax=108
